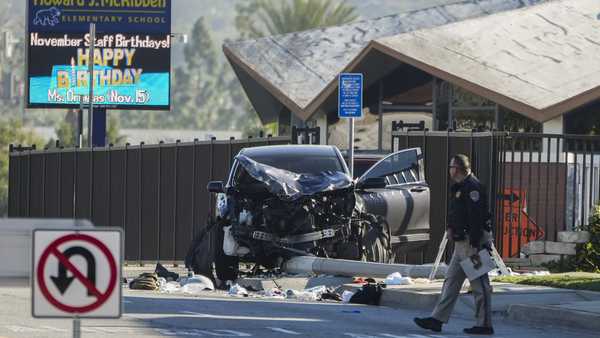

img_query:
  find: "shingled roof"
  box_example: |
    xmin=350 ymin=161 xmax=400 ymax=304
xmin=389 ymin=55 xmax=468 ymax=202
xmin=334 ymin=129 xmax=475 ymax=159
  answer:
xmin=224 ymin=0 xmax=551 ymax=123
xmin=340 ymin=0 xmax=600 ymax=122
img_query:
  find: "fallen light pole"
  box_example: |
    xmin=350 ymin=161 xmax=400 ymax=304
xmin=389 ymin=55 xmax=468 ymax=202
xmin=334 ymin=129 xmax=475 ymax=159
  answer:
xmin=283 ymin=256 xmax=447 ymax=279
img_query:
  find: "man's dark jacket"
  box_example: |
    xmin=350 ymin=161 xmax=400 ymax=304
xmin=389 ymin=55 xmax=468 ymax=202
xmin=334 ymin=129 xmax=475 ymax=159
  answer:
xmin=448 ymin=173 xmax=491 ymax=247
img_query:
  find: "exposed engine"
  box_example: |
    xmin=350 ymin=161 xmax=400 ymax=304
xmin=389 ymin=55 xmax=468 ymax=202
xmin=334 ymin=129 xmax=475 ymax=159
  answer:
xmin=220 ymin=186 xmax=360 ymax=268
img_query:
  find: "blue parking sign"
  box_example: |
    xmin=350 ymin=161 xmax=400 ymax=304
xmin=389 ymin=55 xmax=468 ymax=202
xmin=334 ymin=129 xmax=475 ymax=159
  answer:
xmin=338 ymin=73 xmax=363 ymax=118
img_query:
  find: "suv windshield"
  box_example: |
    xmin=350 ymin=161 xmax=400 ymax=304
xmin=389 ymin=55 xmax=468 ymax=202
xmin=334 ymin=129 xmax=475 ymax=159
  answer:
xmin=246 ymin=154 xmax=344 ymax=175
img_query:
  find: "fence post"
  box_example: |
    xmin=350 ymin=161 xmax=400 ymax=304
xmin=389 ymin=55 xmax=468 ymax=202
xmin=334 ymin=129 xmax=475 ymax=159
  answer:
xmin=123 ymin=143 xmax=129 ymax=238
xmin=192 ymin=138 xmax=198 ymax=239
xmin=157 ymin=140 xmax=163 ymax=263
xmin=291 ymin=126 xmax=298 ymax=144
xmin=42 ymin=149 xmax=46 ymax=217
xmin=27 ymin=145 xmax=34 ymax=217
xmin=89 ymin=145 xmax=94 ymax=222
xmin=73 ymin=146 xmax=78 ymax=219
xmin=173 ymin=140 xmax=180 ymax=263
xmin=107 ymin=144 xmax=112 ymax=227
xmin=57 ymin=146 xmax=62 ymax=216
xmin=138 ymin=141 xmax=144 ymax=264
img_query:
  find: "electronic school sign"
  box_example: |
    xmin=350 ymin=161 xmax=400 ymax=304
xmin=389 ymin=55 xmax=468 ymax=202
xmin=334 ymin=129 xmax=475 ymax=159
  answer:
xmin=27 ymin=0 xmax=171 ymax=110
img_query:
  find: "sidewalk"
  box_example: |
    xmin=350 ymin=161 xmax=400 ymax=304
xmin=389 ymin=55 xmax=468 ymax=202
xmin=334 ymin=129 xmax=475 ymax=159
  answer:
xmin=345 ymin=279 xmax=600 ymax=331
xmin=508 ymin=300 xmax=600 ymax=332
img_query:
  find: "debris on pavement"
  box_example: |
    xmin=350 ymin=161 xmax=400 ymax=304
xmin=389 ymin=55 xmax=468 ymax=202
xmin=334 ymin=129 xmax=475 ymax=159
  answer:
xmin=229 ymin=284 xmax=249 ymax=297
xmin=129 ymin=272 xmax=160 ymax=290
xmin=341 ymin=290 xmax=355 ymax=303
xmin=349 ymin=281 xmax=385 ymax=305
xmin=180 ymin=274 xmax=215 ymax=291
xmin=155 ymin=263 xmax=180 ymax=281
xmin=159 ymin=280 xmax=181 ymax=294
xmin=384 ymin=272 xmax=413 ymax=285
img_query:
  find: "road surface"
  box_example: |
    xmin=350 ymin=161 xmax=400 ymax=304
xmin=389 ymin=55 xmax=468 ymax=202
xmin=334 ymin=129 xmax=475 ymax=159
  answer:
xmin=0 ymin=280 xmax=596 ymax=338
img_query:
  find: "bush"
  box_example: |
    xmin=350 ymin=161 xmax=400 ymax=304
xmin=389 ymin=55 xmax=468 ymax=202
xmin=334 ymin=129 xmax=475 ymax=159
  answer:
xmin=540 ymin=204 xmax=600 ymax=273
xmin=572 ymin=204 xmax=600 ymax=272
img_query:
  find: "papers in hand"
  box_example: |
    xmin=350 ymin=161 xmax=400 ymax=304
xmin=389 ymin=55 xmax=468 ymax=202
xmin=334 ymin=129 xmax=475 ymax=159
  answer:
xmin=460 ymin=249 xmax=497 ymax=281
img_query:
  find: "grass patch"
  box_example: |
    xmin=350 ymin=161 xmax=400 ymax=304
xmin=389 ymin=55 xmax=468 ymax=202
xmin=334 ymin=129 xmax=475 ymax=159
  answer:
xmin=494 ymin=273 xmax=600 ymax=292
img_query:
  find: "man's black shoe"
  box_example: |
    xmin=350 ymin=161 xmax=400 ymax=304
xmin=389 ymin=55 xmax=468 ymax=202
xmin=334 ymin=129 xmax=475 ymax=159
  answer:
xmin=464 ymin=326 xmax=494 ymax=335
xmin=414 ymin=317 xmax=442 ymax=332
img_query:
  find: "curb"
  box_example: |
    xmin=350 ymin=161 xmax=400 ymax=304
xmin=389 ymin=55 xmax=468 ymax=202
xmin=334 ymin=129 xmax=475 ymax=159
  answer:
xmin=507 ymin=304 xmax=600 ymax=332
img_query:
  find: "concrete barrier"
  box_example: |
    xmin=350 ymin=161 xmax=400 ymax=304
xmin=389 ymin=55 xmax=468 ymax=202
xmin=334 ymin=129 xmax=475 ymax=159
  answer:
xmin=0 ymin=219 xmax=93 ymax=277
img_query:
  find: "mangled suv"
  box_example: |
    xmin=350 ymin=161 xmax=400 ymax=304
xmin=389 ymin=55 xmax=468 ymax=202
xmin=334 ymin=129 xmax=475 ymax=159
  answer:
xmin=186 ymin=145 xmax=430 ymax=281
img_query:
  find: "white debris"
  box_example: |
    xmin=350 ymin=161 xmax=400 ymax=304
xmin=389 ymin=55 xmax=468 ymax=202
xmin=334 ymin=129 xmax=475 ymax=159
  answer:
xmin=341 ymin=290 xmax=355 ymax=303
xmin=159 ymin=281 xmax=181 ymax=294
xmin=384 ymin=272 xmax=413 ymax=285
xmin=182 ymin=283 xmax=212 ymax=295
xmin=263 ymin=288 xmax=285 ymax=299
xmin=412 ymin=278 xmax=431 ymax=284
xmin=304 ymin=285 xmax=327 ymax=297
xmin=180 ymin=275 xmax=215 ymax=291
xmin=533 ymin=270 xmax=550 ymax=276
xmin=229 ymin=284 xmax=249 ymax=297
xmin=285 ymin=289 xmax=318 ymax=302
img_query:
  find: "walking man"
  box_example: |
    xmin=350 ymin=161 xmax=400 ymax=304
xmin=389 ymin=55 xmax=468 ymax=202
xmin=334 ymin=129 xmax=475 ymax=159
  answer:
xmin=414 ymin=154 xmax=494 ymax=335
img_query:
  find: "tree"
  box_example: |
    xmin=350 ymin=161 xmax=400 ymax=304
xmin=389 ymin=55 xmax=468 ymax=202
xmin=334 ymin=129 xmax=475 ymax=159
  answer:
xmin=235 ymin=0 xmax=358 ymax=39
xmin=174 ymin=17 xmax=224 ymax=129
xmin=47 ymin=111 xmax=125 ymax=148
xmin=0 ymin=119 xmax=44 ymax=216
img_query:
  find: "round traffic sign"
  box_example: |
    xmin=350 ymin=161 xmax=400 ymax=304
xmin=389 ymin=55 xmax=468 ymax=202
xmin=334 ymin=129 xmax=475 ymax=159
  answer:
xmin=37 ymin=234 xmax=118 ymax=314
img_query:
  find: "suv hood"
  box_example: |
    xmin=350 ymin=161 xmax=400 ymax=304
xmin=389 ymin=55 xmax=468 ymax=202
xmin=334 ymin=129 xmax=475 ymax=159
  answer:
xmin=236 ymin=155 xmax=353 ymax=201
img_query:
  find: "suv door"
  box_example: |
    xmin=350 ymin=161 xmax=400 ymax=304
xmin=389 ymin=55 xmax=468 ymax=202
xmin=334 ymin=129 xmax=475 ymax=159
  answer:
xmin=356 ymin=148 xmax=430 ymax=244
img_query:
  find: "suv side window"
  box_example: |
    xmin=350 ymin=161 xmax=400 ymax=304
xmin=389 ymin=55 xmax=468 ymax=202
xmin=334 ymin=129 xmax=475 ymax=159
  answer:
xmin=361 ymin=149 xmax=422 ymax=185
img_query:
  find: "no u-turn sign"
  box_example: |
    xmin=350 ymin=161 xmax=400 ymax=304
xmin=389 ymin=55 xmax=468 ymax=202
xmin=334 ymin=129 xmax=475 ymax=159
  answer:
xmin=32 ymin=229 xmax=122 ymax=318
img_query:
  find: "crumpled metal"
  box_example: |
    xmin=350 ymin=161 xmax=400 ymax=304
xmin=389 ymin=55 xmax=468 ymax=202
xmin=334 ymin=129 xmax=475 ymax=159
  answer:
xmin=235 ymin=155 xmax=353 ymax=201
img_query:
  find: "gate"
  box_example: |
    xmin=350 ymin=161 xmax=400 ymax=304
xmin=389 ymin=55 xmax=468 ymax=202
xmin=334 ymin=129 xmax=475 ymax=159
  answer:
xmin=392 ymin=131 xmax=600 ymax=261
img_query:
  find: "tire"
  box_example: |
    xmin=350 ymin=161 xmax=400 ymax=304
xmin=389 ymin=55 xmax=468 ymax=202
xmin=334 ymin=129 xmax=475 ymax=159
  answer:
xmin=361 ymin=217 xmax=392 ymax=264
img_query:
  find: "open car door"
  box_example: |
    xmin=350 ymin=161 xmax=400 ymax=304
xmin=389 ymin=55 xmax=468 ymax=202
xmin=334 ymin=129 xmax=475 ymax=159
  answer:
xmin=356 ymin=148 xmax=430 ymax=248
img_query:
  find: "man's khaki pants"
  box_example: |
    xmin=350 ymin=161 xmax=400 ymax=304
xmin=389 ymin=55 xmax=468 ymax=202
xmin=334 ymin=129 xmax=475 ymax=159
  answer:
xmin=431 ymin=233 xmax=493 ymax=328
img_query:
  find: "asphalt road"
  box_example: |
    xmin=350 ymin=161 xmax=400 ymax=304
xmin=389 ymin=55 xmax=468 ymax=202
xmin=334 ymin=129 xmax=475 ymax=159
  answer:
xmin=0 ymin=281 xmax=597 ymax=338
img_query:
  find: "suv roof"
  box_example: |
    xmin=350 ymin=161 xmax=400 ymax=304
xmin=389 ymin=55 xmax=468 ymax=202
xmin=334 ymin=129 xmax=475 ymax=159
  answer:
xmin=240 ymin=145 xmax=339 ymax=158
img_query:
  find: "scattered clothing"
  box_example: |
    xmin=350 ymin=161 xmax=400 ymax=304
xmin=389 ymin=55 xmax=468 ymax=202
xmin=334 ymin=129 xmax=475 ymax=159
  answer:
xmin=155 ymin=263 xmax=180 ymax=281
xmin=129 ymin=272 xmax=160 ymax=290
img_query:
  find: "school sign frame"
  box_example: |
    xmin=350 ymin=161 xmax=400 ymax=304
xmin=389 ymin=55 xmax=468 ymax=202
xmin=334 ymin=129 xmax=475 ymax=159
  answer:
xmin=26 ymin=0 xmax=172 ymax=110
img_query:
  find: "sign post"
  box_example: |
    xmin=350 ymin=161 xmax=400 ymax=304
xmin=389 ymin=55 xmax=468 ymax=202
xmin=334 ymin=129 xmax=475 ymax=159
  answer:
xmin=32 ymin=228 xmax=122 ymax=335
xmin=338 ymin=73 xmax=363 ymax=177
xmin=87 ymin=23 xmax=95 ymax=148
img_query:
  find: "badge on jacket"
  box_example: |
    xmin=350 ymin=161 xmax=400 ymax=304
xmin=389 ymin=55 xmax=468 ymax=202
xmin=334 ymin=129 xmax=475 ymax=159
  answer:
xmin=455 ymin=191 xmax=461 ymax=198
xmin=470 ymin=190 xmax=480 ymax=202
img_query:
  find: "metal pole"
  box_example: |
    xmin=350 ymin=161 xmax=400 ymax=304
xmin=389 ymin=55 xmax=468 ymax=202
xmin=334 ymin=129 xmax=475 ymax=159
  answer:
xmin=349 ymin=118 xmax=354 ymax=177
xmin=87 ymin=23 xmax=96 ymax=148
xmin=378 ymin=81 xmax=383 ymax=152
xmin=73 ymin=317 xmax=81 ymax=338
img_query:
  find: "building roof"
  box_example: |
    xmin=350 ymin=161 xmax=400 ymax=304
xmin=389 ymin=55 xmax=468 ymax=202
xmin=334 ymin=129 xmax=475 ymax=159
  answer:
xmin=224 ymin=0 xmax=551 ymax=123
xmin=358 ymin=0 xmax=600 ymax=122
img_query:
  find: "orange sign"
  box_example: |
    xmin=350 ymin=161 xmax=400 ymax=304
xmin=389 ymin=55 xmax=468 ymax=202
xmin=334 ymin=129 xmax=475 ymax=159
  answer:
xmin=501 ymin=189 xmax=544 ymax=258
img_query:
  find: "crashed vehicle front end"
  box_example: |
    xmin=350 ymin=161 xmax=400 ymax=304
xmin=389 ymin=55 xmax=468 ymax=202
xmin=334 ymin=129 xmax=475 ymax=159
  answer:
xmin=186 ymin=145 xmax=429 ymax=282
xmin=218 ymin=154 xmax=364 ymax=269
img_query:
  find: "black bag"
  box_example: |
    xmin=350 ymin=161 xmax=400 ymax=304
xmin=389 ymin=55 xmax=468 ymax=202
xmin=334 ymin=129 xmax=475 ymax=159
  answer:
xmin=349 ymin=282 xmax=385 ymax=305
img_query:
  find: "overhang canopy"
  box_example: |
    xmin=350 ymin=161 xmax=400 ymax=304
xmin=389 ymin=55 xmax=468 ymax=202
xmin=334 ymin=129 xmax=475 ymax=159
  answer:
xmin=224 ymin=0 xmax=549 ymax=124
xmin=360 ymin=0 xmax=600 ymax=122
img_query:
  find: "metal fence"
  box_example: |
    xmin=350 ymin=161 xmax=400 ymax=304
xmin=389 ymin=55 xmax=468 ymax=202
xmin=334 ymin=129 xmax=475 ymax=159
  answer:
xmin=9 ymin=129 xmax=599 ymax=264
xmin=8 ymin=136 xmax=290 ymax=263
xmin=392 ymin=130 xmax=600 ymax=261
